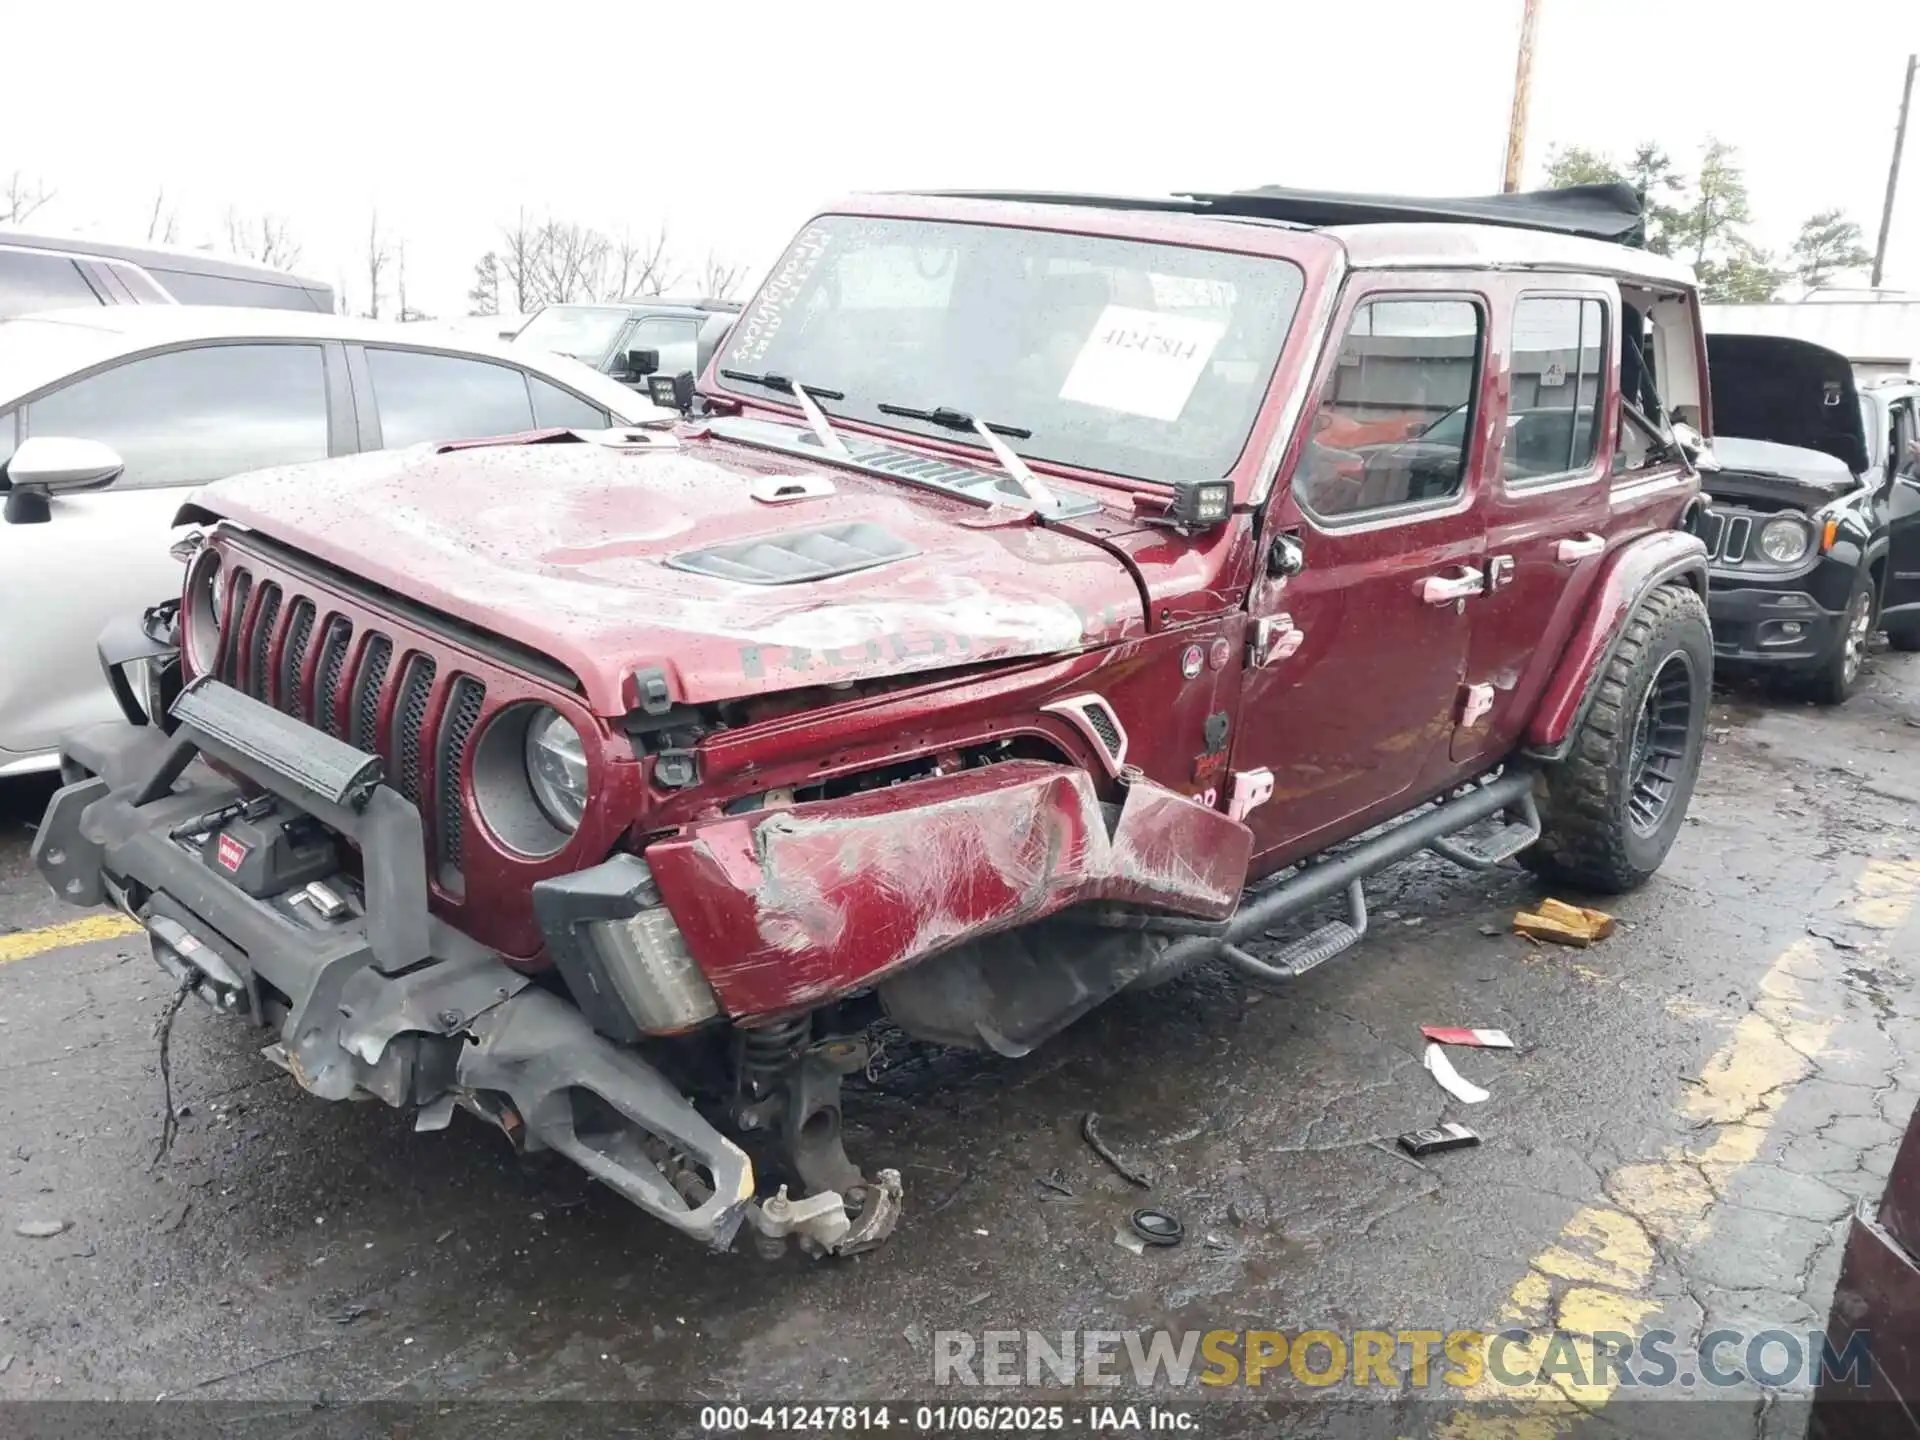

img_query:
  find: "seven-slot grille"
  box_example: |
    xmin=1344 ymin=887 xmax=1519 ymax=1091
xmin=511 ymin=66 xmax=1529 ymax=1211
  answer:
xmin=216 ymin=564 xmax=486 ymax=889
xmin=1699 ymin=507 xmax=1754 ymax=565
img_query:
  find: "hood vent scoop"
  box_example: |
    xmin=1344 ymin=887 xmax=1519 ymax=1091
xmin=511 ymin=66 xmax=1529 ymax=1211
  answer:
xmin=666 ymin=521 xmax=918 ymax=585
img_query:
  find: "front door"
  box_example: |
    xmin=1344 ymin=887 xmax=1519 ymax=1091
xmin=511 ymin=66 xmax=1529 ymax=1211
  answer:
xmin=0 ymin=341 xmax=339 ymax=763
xmin=1237 ymin=280 xmax=1492 ymax=872
xmin=1883 ymin=396 xmax=1920 ymax=631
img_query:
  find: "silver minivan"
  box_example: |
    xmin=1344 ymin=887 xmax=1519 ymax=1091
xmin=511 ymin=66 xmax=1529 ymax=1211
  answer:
xmin=0 ymin=229 xmax=337 ymax=319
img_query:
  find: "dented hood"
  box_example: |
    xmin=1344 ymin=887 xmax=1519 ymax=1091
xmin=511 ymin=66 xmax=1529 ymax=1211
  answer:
xmin=196 ymin=433 xmax=1146 ymax=716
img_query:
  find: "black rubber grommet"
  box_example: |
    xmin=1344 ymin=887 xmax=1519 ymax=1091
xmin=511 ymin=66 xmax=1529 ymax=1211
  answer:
xmin=1130 ymin=1208 xmax=1183 ymax=1246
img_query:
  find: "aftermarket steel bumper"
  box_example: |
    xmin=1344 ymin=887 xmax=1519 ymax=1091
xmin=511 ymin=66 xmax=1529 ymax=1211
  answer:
xmin=33 ymin=678 xmax=755 ymax=1250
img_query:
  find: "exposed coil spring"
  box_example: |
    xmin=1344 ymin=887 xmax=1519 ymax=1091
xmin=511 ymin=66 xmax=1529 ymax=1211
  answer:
xmin=739 ymin=1016 xmax=811 ymax=1086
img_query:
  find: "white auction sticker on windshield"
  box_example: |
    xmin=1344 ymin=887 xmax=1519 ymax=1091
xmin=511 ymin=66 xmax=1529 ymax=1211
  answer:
xmin=1058 ymin=305 xmax=1226 ymax=422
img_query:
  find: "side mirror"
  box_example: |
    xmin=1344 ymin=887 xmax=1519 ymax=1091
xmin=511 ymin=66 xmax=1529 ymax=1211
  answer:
xmin=623 ymin=348 xmax=661 ymax=380
xmin=2 ymin=436 xmax=125 ymax=524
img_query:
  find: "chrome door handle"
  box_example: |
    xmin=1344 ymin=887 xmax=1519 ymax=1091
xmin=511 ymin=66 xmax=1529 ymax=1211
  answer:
xmin=1555 ymin=533 xmax=1605 ymax=564
xmin=1419 ymin=567 xmax=1486 ymax=606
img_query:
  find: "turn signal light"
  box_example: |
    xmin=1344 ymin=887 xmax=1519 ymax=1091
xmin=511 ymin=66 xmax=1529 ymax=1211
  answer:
xmin=1821 ymin=519 xmax=1839 ymax=552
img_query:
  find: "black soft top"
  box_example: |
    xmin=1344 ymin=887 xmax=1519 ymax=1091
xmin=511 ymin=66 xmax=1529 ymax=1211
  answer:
xmin=1185 ymin=183 xmax=1645 ymax=245
xmin=918 ymin=183 xmax=1646 ymax=247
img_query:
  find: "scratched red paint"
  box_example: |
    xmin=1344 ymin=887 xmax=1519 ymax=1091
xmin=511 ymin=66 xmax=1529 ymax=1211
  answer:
xmin=645 ymin=761 xmax=1251 ymax=1016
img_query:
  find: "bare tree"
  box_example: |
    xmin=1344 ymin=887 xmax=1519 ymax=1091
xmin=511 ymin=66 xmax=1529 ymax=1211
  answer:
xmin=467 ymin=251 xmax=502 ymax=316
xmin=497 ymin=209 xmax=542 ymax=313
xmin=391 ymin=242 xmax=430 ymax=321
xmin=608 ymin=226 xmax=676 ymax=298
xmin=530 ymin=219 xmax=611 ymax=304
xmin=224 ymin=208 xmax=302 ymax=269
xmin=146 ymin=189 xmax=180 ymax=245
xmin=699 ymin=252 xmax=746 ymax=302
xmin=363 ymin=210 xmax=392 ymax=319
xmin=3 ymin=171 xmax=54 ymax=225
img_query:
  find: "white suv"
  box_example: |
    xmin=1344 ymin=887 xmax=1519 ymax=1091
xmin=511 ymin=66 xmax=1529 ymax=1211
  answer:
xmin=0 ymin=306 xmax=668 ymax=776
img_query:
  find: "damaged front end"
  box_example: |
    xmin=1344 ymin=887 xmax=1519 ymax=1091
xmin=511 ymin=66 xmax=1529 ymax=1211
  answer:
xmin=36 ymin=644 xmax=1251 ymax=1260
xmin=33 ymin=676 xmax=898 ymax=1258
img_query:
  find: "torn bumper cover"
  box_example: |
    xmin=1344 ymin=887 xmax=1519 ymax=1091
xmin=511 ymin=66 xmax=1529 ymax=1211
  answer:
xmin=643 ymin=760 xmax=1254 ymax=1017
xmin=32 ymin=679 xmax=755 ymax=1250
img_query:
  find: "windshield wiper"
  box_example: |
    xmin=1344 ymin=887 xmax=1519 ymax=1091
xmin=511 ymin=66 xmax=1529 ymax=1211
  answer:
xmin=875 ymin=402 xmax=1031 ymax=440
xmin=719 ymin=369 xmax=849 ymax=456
xmin=875 ymin=400 xmax=1054 ymax=511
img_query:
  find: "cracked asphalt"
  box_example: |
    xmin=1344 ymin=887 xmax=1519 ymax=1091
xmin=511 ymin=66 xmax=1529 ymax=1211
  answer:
xmin=1 ymin=651 xmax=1917 ymax=1438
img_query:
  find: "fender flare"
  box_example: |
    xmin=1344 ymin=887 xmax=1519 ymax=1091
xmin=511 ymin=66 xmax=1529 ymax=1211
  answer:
xmin=1522 ymin=529 xmax=1708 ymax=760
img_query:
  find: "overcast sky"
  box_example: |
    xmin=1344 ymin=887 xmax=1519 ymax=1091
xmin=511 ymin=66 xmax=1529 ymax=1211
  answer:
xmin=5 ymin=0 xmax=1917 ymax=317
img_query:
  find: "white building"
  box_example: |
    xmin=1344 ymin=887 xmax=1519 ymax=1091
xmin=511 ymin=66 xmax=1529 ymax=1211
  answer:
xmin=1702 ymin=297 xmax=1920 ymax=383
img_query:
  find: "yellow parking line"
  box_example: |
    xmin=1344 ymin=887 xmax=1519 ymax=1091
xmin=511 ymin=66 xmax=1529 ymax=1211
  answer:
xmin=1444 ymin=856 xmax=1920 ymax=1436
xmin=0 ymin=912 xmax=143 ymax=965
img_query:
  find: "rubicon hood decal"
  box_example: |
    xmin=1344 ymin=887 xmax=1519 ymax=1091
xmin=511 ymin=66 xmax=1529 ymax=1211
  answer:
xmin=199 ymin=437 xmax=1147 ymax=715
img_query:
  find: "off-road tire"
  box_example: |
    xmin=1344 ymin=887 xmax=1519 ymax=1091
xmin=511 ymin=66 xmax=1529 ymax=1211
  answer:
xmin=1522 ymin=584 xmax=1711 ymax=895
xmin=1796 ymin=574 xmax=1874 ymax=706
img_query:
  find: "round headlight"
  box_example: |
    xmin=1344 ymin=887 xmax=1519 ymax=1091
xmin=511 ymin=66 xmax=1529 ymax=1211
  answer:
xmin=182 ymin=549 xmax=223 ymax=674
xmin=524 ymin=707 xmax=588 ymax=831
xmin=1758 ymin=517 xmax=1811 ymax=565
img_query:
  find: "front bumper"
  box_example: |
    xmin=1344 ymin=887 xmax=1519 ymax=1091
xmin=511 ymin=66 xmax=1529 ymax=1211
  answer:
xmin=1707 ymin=582 xmax=1844 ymax=667
xmin=33 ymin=681 xmax=759 ymax=1250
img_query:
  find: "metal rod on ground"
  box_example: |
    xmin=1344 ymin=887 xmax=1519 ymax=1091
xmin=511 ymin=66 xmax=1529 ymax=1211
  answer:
xmin=1501 ymin=0 xmax=1543 ymax=193
xmin=1872 ymin=53 xmax=1917 ymax=289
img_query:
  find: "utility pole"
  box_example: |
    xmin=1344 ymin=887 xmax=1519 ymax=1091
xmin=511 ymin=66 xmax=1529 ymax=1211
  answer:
xmin=1871 ymin=53 xmax=1916 ymax=289
xmin=1501 ymin=0 xmax=1543 ymax=193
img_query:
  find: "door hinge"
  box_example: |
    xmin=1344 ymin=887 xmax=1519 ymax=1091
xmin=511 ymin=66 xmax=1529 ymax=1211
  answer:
xmin=1249 ymin=614 xmax=1304 ymax=668
xmin=1459 ymin=682 xmax=1496 ymax=729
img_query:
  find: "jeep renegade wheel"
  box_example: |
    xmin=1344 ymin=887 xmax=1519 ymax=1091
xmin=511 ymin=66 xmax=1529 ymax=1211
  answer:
xmin=1890 ymin=621 xmax=1920 ymax=654
xmin=1523 ymin=584 xmax=1711 ymax=894
xmin=1800 ymin=576 xmax=1874 ymax=706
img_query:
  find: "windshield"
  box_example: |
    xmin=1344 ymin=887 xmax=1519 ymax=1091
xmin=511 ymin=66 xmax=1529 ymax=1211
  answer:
xmin=514 ymin=305 xmax=631 ymax=363
xmin=718 ymin=216 xmax=1306 ymax=487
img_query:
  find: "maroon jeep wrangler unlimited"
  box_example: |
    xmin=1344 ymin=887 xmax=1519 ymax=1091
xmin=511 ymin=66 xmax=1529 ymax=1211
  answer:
xmin=33 ymin=183 xmax=1713 ymax=1258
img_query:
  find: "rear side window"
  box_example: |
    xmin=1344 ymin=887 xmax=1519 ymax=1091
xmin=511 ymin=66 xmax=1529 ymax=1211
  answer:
xmin=529 ymin=376 xmax=609 ymax=429
xmin=367 ymin=348 xmax=536 ymax=447
xmin=105 ymin=262 xmax=171 ymax=304
xmin=148 ymin=268 xmax=312 ymax=310
xmin=1294 ymin=297 xmax=1483 ymax=520
xmin=24 ymin=343 xmax=329 ymax=489
xmin=0 ymin=250 xmax=103 ymax=317
xmin=1508 ymin=296 xmax=1607 ymax=481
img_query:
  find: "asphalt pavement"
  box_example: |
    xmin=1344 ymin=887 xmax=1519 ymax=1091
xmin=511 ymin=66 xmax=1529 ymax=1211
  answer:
xmin=2 ymin=653 xmax=1918 ymax=1439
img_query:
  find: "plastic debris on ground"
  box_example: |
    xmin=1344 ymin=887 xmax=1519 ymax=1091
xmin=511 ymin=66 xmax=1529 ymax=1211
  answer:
xmin=1113 ymin=1226 xmax=1147 ymax=1256
xmin=1423 ymin=1044 xmax=1491 ymax=1104
xmin=1130 ymin=1209 xmax=1183 ymax=1247
xmin=1398 ymin=1122 xmax=1481 ymax=1157
xmin=1513 ymin=898 xmax=1615 ymax=947
xmin=1420 ymin=1026 xmax=1514 ymax=1049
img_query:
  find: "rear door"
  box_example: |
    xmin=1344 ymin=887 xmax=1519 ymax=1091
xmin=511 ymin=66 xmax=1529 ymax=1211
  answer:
xmin=356 ymin=346 xmax=538 ymax=447
xmin=1454 ymin=281 xmax=1614 ymax=768
xmin=0 ymin=341 xmax=340 ymax=762
xmin=1238 ymin=276 xmax=1492 ymax=870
